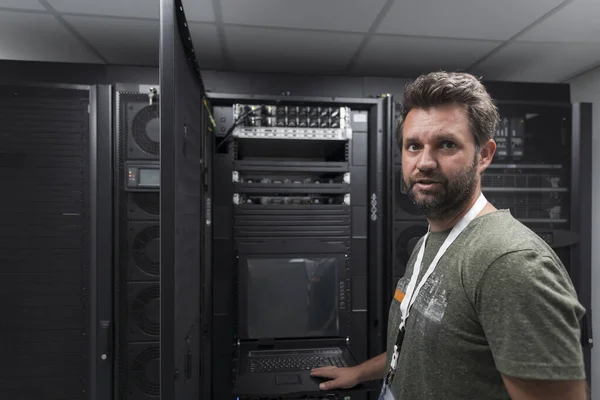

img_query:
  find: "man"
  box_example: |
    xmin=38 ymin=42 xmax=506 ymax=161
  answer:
xmin=311 ymin=71 xmax=587 ymax=399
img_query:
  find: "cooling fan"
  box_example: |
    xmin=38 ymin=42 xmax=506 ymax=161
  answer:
xmin=128 ymin=223 xmax=160 ymax=280
xmin=122 ymin=92 xmax=160 ymax=160
xmin=395 ymin=166 xmax=426 ymax=220
xmin=130 ymin=283 xmax=160 ymax=339
xmin=129 ymin=344 xmax=160 ymax=398
xmin=128 ymin=192 xmax=160 ymax=220
xmin=395 ymin=222 xmax=428 ymax=278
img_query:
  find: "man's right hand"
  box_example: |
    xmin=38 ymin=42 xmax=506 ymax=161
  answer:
xmin=310 ymin=366 xmax=361 ymax=391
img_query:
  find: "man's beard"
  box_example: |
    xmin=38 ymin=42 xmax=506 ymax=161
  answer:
xmin=405 ymin=160 xmax=479 ymax=220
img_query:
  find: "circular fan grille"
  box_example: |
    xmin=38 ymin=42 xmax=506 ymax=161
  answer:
xmin=396 ymin=225 xmax=428 ymax=267
xmin=132 ymin=226 xmax=160 ymax=276
xmin=395 ymin=168 xmax=424 ymax=216
xmin=132 ymin=285 xmax=160 ymax=336
xmin=396 ymin=194 xmax=424 ymax=216
xmin=132 ymin=192 xmax=160 ymax=215
xmin=132 ymin=104 xmax=160 ymax=156
xmin=132 ymin=346 xmax=160 ymax=396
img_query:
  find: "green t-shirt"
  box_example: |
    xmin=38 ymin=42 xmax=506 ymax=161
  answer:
xmin=385 ymin=210 xmax=586 ymax=399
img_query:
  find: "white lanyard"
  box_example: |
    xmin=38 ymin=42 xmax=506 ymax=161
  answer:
xmin=388 ymin=192 xmax=488 ymax=372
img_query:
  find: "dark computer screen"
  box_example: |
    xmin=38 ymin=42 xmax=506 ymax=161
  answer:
xmin=245 ymin=257 xmax=340 ymax=339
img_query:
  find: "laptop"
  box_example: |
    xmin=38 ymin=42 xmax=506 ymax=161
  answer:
xmin=232 ymin=254 xmax=363 ymax=397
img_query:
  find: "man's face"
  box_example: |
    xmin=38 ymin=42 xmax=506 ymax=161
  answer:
xmin=401 ymin=104 xmax=482 ymax=219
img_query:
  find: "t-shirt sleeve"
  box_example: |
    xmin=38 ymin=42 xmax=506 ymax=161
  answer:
xmin=475 ymin=249 xmax=586 ymax=380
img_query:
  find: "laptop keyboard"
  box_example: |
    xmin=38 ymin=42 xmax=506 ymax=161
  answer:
xmin=249 ymin=354 xmax=348 ymax=373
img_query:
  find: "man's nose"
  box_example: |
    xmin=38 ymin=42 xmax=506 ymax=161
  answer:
xmin=416 ymin=147 xmax=437 ymax=171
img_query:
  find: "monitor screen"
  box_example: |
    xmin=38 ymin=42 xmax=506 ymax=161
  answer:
xmin=245 ymin=257 xmax=340 ymax=339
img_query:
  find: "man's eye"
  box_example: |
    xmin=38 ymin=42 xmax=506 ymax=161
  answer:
xmin=407 ymin=144 xmax=420 ymax=151
xmin=441 ymin=141 xmax=456 ymax=149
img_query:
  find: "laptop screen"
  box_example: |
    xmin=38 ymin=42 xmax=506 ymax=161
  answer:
xmin=244 ymin=256 xmax=340 ymax=340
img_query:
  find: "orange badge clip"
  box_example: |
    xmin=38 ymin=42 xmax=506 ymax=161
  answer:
xmin=394 ymin=288 xmax=405 ymax=303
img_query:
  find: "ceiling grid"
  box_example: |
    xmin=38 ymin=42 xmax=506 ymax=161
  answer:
xmin=466 ymin=0 xmax=575 ymax=76
xmin=38 ymin=0 xmax=108 ymax=63
xmin=0 ymin=0 xmax=595 ymax=81
xmin=210 ymin=0 xmax=231 ymax=70
xmin=344 ymin=0 xmax=398 ymax=74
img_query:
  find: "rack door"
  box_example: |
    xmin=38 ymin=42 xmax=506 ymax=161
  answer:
xmin=159 ymin=0 xmax=207 ymax=398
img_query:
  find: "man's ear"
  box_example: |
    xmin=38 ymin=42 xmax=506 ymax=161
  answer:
xmin=478 ymin=139 xmax=496 ymax=174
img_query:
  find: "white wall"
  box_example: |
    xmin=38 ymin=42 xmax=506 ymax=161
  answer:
xmin=570 ymin=66 xmax=600 ymax=398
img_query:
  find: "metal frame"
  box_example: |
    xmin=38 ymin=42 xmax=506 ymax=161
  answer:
xmin=201 ymin=97 xmax=214 ymax=400
xmin=88 ymin=85 xmax=99 ymax=400
xmin=571 ymin=103 xmax=594 ymax=384
xmin=90 ymin=84 xmax=114 ymax=400
xmin=207 ymin=91 xmax=391 ymax=363
xmin=0 ymin=81 xmax=91 ymax=91
xmin=367 ymin=96 xmax=387 ymax=358
xmin=383 ymin=94 xmax=396 ymax=314
xmin=159 ymin=0 xmax=177 ymax=397
xmin=207 ymin=92 xmax=380 ymax=106
xmin=111 ymin=88 xmax=123 ymax=400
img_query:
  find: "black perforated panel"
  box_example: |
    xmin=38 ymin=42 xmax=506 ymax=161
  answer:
xmin=128 ymin=343 xmax=160 ymax=399
xmin=115 ymin=91 xmax=161 ymax=400
xmin=0 ymin=85 xmax=90 ymax=399
xmin=394 ymin=222 xmax=428 ymax=280
xmin=129 ymin=192 xmax=160 ymax=219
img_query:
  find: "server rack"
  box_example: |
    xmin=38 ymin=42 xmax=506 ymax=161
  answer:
xmin=207 ymin=93 xmax=392 ymax=400
xmin=0 ymin=83 xmax=94 ymax=400
xmin=113 ymin=83 xmax=162 ymax=400
xmin=489 ymin=101 xmax=593 ymax=382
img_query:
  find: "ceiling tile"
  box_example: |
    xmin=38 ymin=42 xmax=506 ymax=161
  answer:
xmin=377 ymin=0 xmax=563 ymax=40
xmin=353 ymin=36 xmax=500 ymax=77
xmin=0 ymin=0 xmax=46 ymax=11
xmin=518 ymin=0 xmax=600 ymax=43
xmin=224 ymin=26 xmax=364 ymax=74
xmin=48 ymin=0 xmax=214 ymax=22
xmin=181 ymin=0 xmax=214 ymax=22
xmin=470 ymin=42 xmax=600 ymax=82
xmin=65 ymin=16 xmax=159 ymax=66
xmin=0 ymin=11 xmax=102 ymax=63
xmin=188 ymin=23 xmax=223 ymax=69
xmin=220 ymin=0 xmax=388 ymax=33
xmin=47 ymin=0 xmax=159 ymax=19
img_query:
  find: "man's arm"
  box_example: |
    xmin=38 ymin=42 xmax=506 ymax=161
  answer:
xmin=310 ymin=352 xmax=387 ymax=390
xmin=476 ymin=251 xmax=587 ymax=398
xmin=355 ymin=352 xmax=388 ymax=382
xmin=501 ymin=375 xmax=588 ymax=400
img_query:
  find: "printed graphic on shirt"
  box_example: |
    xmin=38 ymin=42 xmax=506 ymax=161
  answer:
xmin=394 ymin=271 xmax=449 ymax=325
xmin=414 ymin=272 xmax=448 ymax=325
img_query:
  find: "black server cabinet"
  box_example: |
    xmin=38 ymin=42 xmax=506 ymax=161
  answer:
xmin=113 ymin=82 xmax=161 ymax=400
xmin=488 ymin=101 xmax=593 ymax=383
xmin=159 ymin=0 xmax=212 ymax=399
xmin=391 ymin=100 xmax=594 ymax=385
xmin=0 ymin=83 xmax=94 ymax=400
xmin=207 ymin=93 xmax=392 ymax=400
xmin=0 ymin=83 xmax=125 ymax=400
